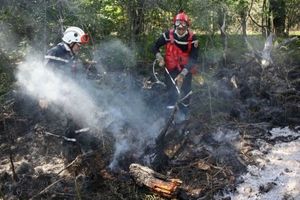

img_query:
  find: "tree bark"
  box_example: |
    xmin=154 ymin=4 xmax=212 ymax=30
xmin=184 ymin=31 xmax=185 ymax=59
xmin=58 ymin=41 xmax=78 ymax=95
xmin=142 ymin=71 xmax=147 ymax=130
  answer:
xmin=262 ymin=0 xmax=267 ymax=35
xmin=218 ymin=7 xmax=227 ymax=68
xmin=129 ymin=163 xmax=182 ymax=198
xmin=127 ymin=0 xmax=145 ymax=46
xmin=269 ymin=0 xmax=286 ymax=36
xmin=241 ymin=10 xmax=247 ymax=38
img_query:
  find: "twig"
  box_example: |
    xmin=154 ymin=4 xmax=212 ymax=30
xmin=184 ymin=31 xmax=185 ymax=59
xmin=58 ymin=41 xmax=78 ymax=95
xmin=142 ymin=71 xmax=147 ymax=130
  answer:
xmin=4 ymin=117 xmax=18 ymax=182
xmin=155 ymin=104 xmax=178 ymax=147
xmin=155 ymin=90 xmax=192 ymax=148
xmin=75 ymin=175 xmax=82 ymax=200
xmin=248 ymin=14 xmax=267 ymax=28
xmin=56 ymin=150 xmax=98 ymax=175
xmin=30 ymin=178 xmax=64 ymax=200
xmin=52 ymin=192 xmax=76 ymax=197
xmin=212 ymin=167 xmax=224 ymax=178
xmin=151 ymin=104 xmax=178 ymax=169
xmin=9 ymin=152 xmax=18 ymax=182
xmin=57 ymin=156 xmax=81 ymax=175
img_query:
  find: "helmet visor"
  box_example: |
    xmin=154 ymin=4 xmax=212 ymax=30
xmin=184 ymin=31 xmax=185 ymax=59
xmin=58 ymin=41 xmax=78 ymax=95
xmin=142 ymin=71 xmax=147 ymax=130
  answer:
xmin=175 ymin=20 xmax=187 ymax=27
xmin=80 ymin=34 xmax=90 ymax=44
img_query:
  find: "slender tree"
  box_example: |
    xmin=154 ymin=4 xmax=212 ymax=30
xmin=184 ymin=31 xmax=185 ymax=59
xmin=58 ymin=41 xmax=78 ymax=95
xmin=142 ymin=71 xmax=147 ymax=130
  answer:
xmin=269 ymin=0 xmax=286 ymax=36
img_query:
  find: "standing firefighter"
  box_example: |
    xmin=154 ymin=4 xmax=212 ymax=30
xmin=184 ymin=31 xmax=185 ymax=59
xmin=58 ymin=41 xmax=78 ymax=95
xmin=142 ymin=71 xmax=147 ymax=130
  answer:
xmin=39 ymin=26 xmax=89 ymax=109
xmin=152 ymin=10 xmax=199 ymax=121
xmin=42 ymin=26 xmax=91 ymax=162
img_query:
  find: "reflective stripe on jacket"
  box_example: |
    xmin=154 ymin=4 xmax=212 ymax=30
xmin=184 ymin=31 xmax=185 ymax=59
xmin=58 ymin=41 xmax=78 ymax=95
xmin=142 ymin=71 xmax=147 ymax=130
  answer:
xmin=165 ymin=29 xmax=193 ymax=71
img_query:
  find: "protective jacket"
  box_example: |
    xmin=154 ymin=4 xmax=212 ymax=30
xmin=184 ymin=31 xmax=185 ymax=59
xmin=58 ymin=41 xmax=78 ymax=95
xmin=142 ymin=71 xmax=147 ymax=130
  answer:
xmin=45 ymin=42 xmax=77 ymax=74
xmin=152 ymin=29 xmax=198 ymax=73
xmin=165 ymin=29 xmax=194 ymax=71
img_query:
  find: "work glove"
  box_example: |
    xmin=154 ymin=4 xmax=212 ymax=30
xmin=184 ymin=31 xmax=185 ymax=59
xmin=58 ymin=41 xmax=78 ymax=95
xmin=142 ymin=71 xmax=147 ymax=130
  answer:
xmin=174 ymin=68 xmax=188 ymax=89
xmin=156 ymin=52 xmax=165 ymax=67
xmin=39 ymin=98 xmax=48 ymax=110
xmin=174 ymin=73 xmax=184 ymax=90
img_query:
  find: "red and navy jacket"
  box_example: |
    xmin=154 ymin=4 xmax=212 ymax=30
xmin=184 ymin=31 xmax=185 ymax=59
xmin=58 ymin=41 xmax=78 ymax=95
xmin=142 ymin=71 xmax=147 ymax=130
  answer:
xmin=152 ymin=29 xmax=198 ymax=73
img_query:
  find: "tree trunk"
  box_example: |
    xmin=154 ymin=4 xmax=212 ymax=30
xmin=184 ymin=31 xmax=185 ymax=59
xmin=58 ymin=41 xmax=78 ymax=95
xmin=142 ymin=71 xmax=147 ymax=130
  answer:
xmin=218 ymin=7 xmax=227 ymax=68
xmin=269 ymin=0 xmax=286 ymax=36
xmin=286 ymin=17 xmax=290 ymax=36
xmin=262 ymin=0 xmax=266 ymax=35
xmin=241 ymin=10 xmax=247 ymax=38
xmin=127 ymin=0 xmax=145 ymax=47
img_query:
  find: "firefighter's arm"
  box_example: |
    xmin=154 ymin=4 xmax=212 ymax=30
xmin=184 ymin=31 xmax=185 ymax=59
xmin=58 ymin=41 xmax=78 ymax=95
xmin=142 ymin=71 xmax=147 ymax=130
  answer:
xmin=152 ymin=31 xmax=169 ymax=67
xmin=156 ymin=52 xmax=165 ymax=67
xmin=175 ymin=35 xmax=199 ymax=88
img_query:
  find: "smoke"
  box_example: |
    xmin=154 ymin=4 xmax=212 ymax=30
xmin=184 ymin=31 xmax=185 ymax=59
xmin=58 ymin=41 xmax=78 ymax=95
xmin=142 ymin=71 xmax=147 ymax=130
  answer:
xmin=109 ymin=139 xmax=130 ymax=170
xmin=16 ymin=40 xmax=165 ymax=169
xmin=93 ymin=39 xmax=166 ymax=169
xmin=197 ymin=128 xmax=247 ymax=174
xmin=16 ymin=56 xmax=107 ymax=128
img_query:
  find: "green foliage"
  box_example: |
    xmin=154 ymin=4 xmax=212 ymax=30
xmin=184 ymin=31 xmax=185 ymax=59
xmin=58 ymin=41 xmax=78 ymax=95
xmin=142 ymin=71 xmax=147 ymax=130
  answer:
xmin=0 ymin=0 xmax=299 ymax=69
xmin=286 ymin=0 xmax=300 ymax=31
xmin=96 ymin=39 xmax=136 ymax=71
xmin=0 ymin=51 xmax=14 ymax=96
xmin=189 ymin=0 xmax=221 ymax=32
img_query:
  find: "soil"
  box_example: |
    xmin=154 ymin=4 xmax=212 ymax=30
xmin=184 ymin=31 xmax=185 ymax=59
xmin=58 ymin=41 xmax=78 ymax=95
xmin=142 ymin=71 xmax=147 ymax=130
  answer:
xmin=1 ymin=39 xmax=299 ymax=200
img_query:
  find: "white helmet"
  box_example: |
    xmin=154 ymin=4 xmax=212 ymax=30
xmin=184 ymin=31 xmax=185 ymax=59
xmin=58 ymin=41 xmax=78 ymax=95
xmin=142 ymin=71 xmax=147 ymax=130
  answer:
xmin=62 ymin=26 xmax=89 ymax=44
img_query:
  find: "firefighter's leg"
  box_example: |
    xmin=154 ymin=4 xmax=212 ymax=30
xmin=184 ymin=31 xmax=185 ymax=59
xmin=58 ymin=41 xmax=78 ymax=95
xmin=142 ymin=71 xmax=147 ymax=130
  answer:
xmin=164 ymin=69 xmax=180 ymax=108
xmin=178 ymin=73 xmax=192 ymax=119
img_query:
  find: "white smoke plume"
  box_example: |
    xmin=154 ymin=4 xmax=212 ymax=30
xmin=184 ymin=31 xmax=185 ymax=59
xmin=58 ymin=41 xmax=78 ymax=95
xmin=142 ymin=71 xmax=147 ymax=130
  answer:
xmin=16 ymin=56 xmax=110 ymax=129
xmin=15 ymin=40 xmax=165 ymax=169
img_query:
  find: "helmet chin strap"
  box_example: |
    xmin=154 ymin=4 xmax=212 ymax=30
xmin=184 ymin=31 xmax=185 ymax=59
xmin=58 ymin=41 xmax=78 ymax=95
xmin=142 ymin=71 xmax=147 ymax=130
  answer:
xmin=174 ymin=29 xmax=188 ymax=38
xmin=68 ymin=43 xmax=74 ymax=54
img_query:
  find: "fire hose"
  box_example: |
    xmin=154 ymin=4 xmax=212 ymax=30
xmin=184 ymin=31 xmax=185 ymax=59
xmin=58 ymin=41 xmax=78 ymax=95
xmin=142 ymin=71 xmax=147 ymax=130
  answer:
xmin=152 ymin=59 xmax=166 ymax=87
xmin=152 ymin=59 xmax=193 ymax=100
xmin=153 ymin=59 xmax=193 ymax=101
xmin=164 ymin=67 xmax=181 ymax=95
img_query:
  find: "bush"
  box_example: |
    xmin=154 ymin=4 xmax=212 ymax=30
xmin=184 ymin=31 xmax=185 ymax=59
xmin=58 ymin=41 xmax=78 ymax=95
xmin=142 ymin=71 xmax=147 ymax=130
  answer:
xmin=0 ymin=51 xmax=14 ymax=96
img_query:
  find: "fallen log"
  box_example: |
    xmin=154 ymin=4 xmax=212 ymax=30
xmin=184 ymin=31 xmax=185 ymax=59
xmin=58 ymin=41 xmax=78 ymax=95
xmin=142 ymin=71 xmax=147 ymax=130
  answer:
xmin=129 ymin=163 xmax=182 ymax=198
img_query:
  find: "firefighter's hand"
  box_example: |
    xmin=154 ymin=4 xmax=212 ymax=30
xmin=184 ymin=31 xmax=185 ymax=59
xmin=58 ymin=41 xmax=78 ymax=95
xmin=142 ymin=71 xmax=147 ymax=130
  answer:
xmin=156 ymin=52 xmax=165 ymax=67
xmin=175 ymin=74 xmax=184 ymax=89
xmin=39 ymin=98 xmax=48 ymax=110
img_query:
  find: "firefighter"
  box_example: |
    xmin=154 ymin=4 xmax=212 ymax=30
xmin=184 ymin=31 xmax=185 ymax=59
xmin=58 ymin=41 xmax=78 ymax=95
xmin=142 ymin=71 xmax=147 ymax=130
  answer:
xmin=45 ymin=26 xmax=89 ymax=74
xmin=152 ymin=10 xmax=199 ymax=121
xmin=42 ymin=27 xmax=91 ymax=159
xmin=39 ymin=26 xmax=89 ymax=109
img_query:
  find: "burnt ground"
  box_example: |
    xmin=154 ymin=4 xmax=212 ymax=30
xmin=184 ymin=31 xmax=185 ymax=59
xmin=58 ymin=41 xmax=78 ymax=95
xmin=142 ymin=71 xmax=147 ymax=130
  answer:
xmin=0 ymin=93 xmax=252 ymax=200
xmin=0 ymin=39 xmax=300 ymax=200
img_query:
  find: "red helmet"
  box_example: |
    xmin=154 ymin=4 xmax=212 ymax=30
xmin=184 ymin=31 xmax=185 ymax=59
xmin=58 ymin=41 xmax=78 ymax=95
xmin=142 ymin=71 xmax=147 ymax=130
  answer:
xmin=173 ymin=11 xmax=190 ymax=26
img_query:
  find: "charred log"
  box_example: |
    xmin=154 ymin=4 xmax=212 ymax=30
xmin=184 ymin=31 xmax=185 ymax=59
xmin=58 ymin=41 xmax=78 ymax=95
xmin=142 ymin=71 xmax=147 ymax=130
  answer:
xmin=129 ymin=163 xmax=182 ymax=198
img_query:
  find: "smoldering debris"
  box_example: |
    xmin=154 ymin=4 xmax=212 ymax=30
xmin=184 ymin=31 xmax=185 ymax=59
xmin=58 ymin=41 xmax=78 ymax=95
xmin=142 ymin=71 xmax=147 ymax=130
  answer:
xmin=15 ymin=44 xmax=165 ymax=170
xmin=1 ymin=32 xmax=299 ymax=200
